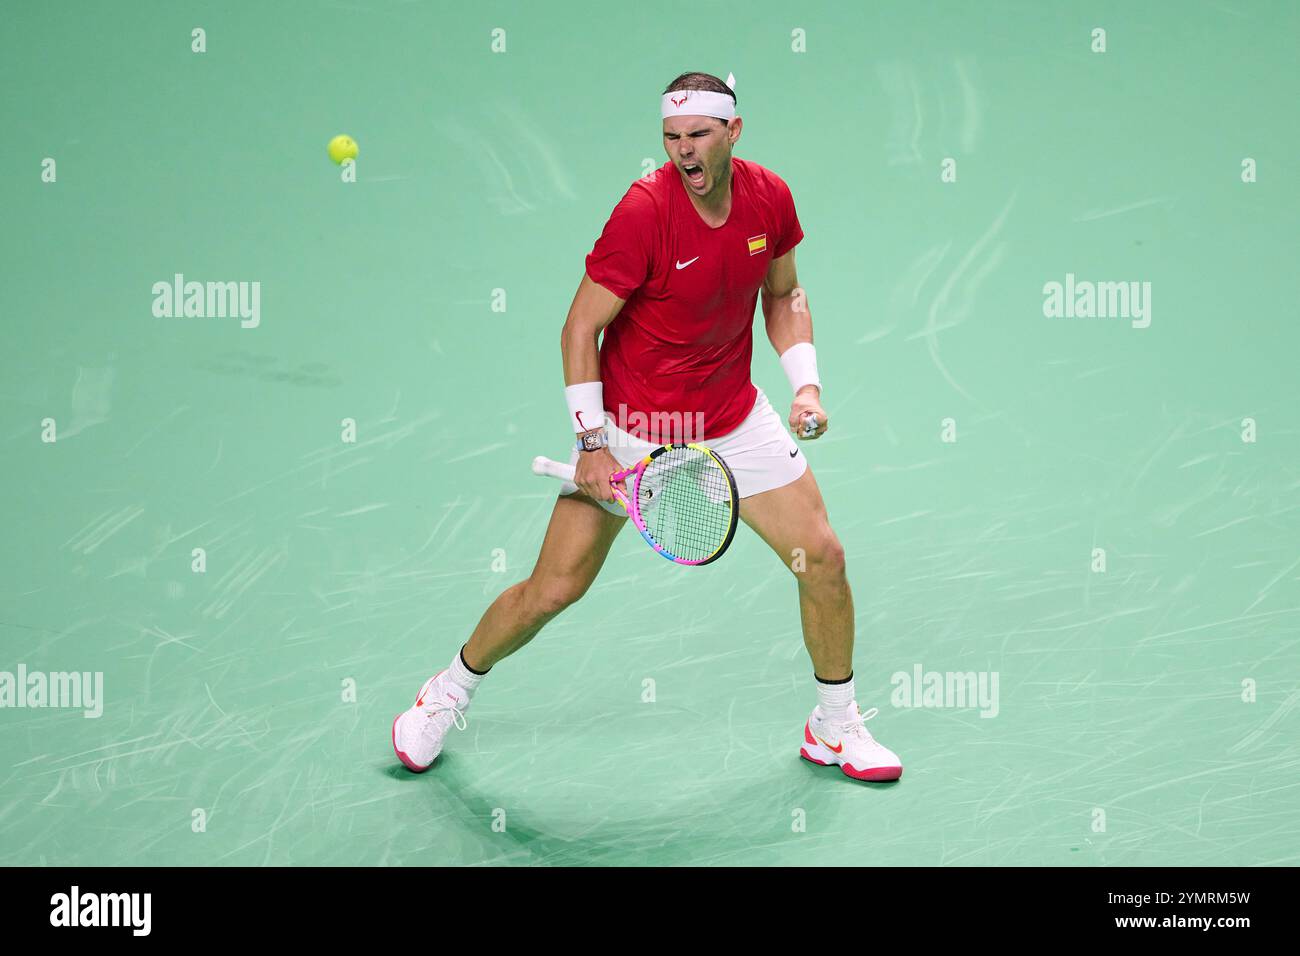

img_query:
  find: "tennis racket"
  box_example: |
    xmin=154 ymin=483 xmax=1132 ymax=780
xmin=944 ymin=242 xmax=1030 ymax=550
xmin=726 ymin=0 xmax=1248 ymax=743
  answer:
xmin=532 ymin=443 xmax=739 ymax=566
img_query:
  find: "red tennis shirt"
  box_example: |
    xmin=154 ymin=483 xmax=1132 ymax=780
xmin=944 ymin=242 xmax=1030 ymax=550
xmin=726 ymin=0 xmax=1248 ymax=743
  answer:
xmin=584 ymin=156 xmax=804 ymax=442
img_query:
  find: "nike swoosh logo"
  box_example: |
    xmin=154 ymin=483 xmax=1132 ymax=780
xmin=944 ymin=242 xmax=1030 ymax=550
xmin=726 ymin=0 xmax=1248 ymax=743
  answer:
xmin=417 ymin=671 xmax=443 ymax=707
xmin=815 ymin=734 xmax=844 ymax=754
xmin=789 ymin=449 xmax=798 ymax=458
xmin=675 ymin=256 xmax=700 ymax=270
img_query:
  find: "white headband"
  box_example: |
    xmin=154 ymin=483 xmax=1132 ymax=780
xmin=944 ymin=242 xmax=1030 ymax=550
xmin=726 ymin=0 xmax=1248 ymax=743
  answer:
xmin=661 ymin=72 xmax=736 ymax=121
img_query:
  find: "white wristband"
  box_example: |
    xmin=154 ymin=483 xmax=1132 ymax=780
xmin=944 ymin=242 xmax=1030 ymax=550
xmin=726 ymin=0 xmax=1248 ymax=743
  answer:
xmin=779 ymin=342 xmax=820 ymax=395
xmin=565 ymin=381 xmax=605 ymax=433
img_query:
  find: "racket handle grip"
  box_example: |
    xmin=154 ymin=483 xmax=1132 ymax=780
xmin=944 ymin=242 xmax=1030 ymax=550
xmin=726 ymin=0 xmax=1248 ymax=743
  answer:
xmin=532 ymin=456 xmax=576 ymax=481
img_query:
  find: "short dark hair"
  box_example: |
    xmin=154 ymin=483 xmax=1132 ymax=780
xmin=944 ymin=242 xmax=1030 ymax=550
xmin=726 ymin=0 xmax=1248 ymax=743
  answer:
xmin=662 ymin=72 xmax=736 ymax=126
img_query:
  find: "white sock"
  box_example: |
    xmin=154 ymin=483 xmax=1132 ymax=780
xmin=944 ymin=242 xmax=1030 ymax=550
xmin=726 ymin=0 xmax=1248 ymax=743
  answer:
xmin=447 ymin=645 xmax=487 ymax=697
xmin=816 ymin=673 xmax=855 ymax=718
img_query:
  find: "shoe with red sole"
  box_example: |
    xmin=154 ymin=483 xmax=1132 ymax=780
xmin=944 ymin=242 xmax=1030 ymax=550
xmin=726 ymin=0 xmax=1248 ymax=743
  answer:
xmin=391 ymin=670 xmax=469 ymax=772
xmin=800 ymin=703 xmax=903 ymax=782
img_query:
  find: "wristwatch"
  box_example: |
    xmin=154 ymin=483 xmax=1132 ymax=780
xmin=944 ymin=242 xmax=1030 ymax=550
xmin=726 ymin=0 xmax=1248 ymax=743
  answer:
xmin=576 ymin=429 xmax=609 ymax=452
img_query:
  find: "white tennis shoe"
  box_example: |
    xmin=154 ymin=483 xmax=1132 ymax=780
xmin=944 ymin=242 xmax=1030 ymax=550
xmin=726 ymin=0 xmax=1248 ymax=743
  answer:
xmin=800 ymin=703 xmax=903 ymax=782
xmin=392 ymin=669 xmax=469 ymax=772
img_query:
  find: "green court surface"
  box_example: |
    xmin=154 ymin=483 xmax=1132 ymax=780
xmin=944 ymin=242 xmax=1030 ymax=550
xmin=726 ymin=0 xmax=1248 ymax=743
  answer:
xmin=2 ymin=1 xmax=1297 ymax=866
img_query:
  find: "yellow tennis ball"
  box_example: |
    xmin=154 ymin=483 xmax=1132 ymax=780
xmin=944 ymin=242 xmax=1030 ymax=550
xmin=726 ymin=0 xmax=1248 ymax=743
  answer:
xmin=327 ymin=134 xmax=358 ymax=164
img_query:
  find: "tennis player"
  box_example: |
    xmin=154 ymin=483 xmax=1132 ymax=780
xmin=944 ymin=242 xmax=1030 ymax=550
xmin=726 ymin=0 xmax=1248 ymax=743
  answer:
xmin=393 ymin=72 xmax=903 ymax=782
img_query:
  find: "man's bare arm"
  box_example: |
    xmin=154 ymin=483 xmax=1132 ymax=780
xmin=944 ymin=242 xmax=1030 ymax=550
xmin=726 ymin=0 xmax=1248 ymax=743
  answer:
xmin=760 ymin=248 xmax=811 ymax=357
xmin=561 ymin=273 xmax=625 ymax=388
xmin=560 ymin=273 xmax=628 ymax=500
xmin=760 ymin=247 xmax=828 ymax=439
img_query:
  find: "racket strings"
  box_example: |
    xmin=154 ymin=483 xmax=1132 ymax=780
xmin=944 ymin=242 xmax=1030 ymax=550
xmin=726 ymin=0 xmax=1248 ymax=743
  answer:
xmin=638 ymin=447 xmax=734 ymax=562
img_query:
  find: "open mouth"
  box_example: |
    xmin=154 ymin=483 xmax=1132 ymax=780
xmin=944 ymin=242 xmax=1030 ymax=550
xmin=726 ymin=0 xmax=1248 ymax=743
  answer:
xmin=682 ymin=163 xmax=706 ymax=187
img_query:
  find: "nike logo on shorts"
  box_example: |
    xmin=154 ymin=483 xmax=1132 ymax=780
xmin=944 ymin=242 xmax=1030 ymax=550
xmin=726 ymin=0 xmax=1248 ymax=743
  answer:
xmin=789 ymin=449 xmax=799 ymax=458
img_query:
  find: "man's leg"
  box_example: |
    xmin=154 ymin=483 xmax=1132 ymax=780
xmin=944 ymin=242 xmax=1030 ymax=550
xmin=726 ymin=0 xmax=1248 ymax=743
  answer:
xmin=739 ymin=467 xmax=902 ymax=780
xmin=393 ymin=491 xmax=624 ymax=771
xmin=739 ymin=468 xmax=852 ymax=679
xmin=462 ymin=492 xmax=626 ymax=671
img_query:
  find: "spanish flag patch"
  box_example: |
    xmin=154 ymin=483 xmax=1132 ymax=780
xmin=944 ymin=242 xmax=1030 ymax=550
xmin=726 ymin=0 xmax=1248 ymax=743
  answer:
xmin=747 ymin=233 xmax=767 ymax=256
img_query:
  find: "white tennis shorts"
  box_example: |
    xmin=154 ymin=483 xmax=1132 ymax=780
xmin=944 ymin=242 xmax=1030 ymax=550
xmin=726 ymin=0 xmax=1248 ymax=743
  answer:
xmin=560 ymin=387 xmax=808 ymax=515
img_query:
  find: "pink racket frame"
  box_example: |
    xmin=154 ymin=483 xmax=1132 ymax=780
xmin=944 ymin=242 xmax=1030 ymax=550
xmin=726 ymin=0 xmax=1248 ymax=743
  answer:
xmin=608 ymin=444 xmax=738 ymax=566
